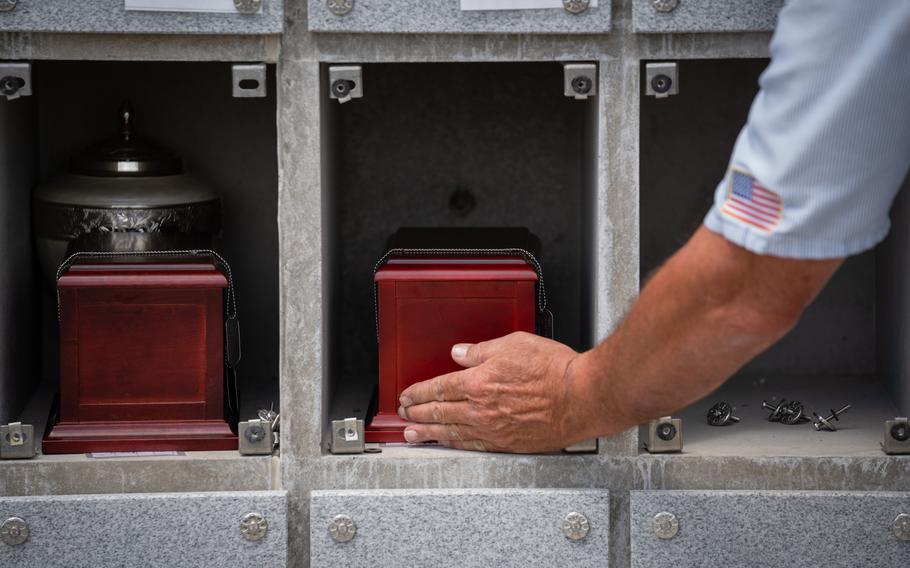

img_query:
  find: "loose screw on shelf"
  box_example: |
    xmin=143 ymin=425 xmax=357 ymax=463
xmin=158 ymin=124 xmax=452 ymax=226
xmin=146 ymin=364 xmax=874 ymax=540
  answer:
xmin=812 ymin=405 xmax=851 ymax=432
xmin=780 ymin=400 xmax=811 ymax=425
xmin=761 ymin=399 xmax=788 ymax=422
xmin=706 ymin=402 xmax=740 ymax=427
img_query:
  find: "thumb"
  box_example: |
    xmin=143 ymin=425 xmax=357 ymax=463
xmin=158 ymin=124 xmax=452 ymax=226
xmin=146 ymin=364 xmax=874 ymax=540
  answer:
xmin=451 ymin=339 xmax=496 ymax=368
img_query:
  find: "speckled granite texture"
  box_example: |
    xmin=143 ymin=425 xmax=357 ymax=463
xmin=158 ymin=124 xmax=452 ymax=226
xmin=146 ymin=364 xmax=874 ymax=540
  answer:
xmin=310 ymin=488 xmax=610 ymax=567
xmin=630 ymin=490 xmax=910 ymax=567
xmin=0 ymin=491 xmax=287 ymax=567
xmin=306 ymin=0 xmax=611 ymax=34
xmin=0 ymin=0 xmax=283 ymax=34
xmin=632 ymin=0 xmax=783 ymax=33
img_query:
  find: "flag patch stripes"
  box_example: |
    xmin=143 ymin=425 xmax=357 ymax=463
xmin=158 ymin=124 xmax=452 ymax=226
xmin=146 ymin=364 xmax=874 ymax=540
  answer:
xmin=720 ymin=170 xmax=782 ymax=232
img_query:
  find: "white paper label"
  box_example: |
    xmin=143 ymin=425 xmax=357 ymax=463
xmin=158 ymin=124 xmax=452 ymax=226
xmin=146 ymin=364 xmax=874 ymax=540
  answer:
xmin=124 ymin=0 xmax=262 ymax=14
xmin=89 ymin=451 xmax=182 ymax=458
xmin=460 ymin=0 xmax=597 ymax=11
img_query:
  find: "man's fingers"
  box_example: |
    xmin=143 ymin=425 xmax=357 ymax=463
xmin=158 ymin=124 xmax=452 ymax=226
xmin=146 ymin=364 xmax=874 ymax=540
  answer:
xmin=403 ymin=423 xmax=480 ymax=444
xmin=399 ymin=369 xmax=472 ymax=407
xmin=399 ymin=401 xmax=476 ymax=425
xmin=451 ymin=337 xmax=499 ymax=368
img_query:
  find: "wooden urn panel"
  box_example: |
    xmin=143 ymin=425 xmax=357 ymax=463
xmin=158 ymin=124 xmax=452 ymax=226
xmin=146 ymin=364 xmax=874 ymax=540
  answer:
xmin=43 ymin=260 xmax=238 ymax=454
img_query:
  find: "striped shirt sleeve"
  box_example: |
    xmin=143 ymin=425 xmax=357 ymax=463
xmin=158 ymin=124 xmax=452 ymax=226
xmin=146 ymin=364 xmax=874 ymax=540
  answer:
xmin=704 ymin=0 xmax=910 ymax=259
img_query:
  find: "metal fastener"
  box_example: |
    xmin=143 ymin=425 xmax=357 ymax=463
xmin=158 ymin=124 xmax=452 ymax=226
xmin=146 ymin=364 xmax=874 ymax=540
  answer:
xmin=706 ymin=402 xmax=740 ymax=427
xmin=563 ymin=0 xmax=590 ymax=14
xmin=652 ymin=512 xmax=679 ymax=540
xmin=652 ymin=0 xmax=679 ymax=13
xmin=813 ymin=405 xmax=851 ymax=432
xmin=893 ymin=513 xmax=910 ymax=541
xmin=239 ymin=512 xmax=268 ymax=541
xmin=329 ymin=514 xmax=357 ymax=543
xmin=0 ymin=1 xmax=17 ymax=13
xmin=562 ymin=512 xmax=590 ymax=541
xmin=327 ymin=0 xmax=354 ymax=16
xmin=233 ymin=0 xmax=262 ymax=14
xmin=0 ymin=517 xmax=29 ymax=546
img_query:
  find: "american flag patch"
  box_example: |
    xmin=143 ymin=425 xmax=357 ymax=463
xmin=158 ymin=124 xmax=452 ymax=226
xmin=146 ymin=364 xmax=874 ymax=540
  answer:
xmin=720 ymin=170 xmax=783 ymax=232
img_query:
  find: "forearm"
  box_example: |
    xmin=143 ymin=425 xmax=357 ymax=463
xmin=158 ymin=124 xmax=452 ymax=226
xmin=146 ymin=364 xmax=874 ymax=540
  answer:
xmin=570 ymin=226 xmax=842 ymax=438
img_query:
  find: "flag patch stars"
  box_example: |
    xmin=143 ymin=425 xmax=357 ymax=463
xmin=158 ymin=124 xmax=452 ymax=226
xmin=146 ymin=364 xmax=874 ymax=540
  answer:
xmin=720 ymin=169 xmax=783 ymax=233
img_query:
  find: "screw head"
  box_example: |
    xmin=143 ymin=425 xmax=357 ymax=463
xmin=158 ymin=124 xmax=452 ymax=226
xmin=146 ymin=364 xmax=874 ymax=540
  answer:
xmin=329 ymin=514 xmax=357 ymax=543
xmin=0 ymin=0 xmax=17 ymax=13
xmin=233 ymin=0 xmax=261 ymax=14
xmin=0 ymin=517 xmax=29 ymax=546
xmin=571 ymin=75 xmax=593 ymax=95
xmin=652 ymin=0 xmax=679 ymax=13
xmin=656 ymin=421 xmax=677 ymax=441
xmin=893 ymin=513 xmax=910 ymax=541
xmin=245 ymin=424 xmax=266 ymax=443
xmin=562 ymin=512 xmax=590 ymax=541
xmin=891 ymin=422 xmax=910 ymax=442
xmin=327 ymin=0 xmax=354 ymax=16
xmin=563 ymin=0 xmax=590 ymax=14
xmin=650 ymin=74 xmax=673 ymax=94
xmin=652 ymin=512 xmax=679 ymax=540
xmin=239 ymin=512 xmax=268 ymax=541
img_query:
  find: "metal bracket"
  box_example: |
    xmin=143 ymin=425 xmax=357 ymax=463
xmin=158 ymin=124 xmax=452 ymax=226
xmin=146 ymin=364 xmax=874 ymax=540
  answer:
xmin=644 ymin=416 xmax=682 ymax=454
xmin=0 ymin=62 xmax=32 ymax=101
xmin=1 ymin=422 xmax=37 ymax=459
xmin=232 ymin=63 xmax=267 ymax=98
xmin=328 ymin=65 xmax=363 ymax=104
xmin=563 ymin=63 xmax=597 ymax=100
xmin=238 ymin=417 xmax=276 ymax=455
xmin=645 ymin=62 xmax=678 ymax=99
xmin=883 ymin=417 xmax=910 ymax=455
xmin=330 ymin=417 xmax=366 ymax=454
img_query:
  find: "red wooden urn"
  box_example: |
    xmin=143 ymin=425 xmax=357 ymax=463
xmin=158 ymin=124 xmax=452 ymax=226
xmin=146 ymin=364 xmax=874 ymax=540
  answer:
xmin=43 ymin=257 xmax=238 ymax=453
xmin=366 ymin=228 xmax=542 ymax=443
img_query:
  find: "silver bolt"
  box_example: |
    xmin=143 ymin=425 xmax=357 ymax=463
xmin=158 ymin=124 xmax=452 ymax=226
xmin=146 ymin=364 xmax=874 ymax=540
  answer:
xmin=239 ymin=512 xmax=268 ymax=541
xmin=894 ymin=513 xmax=910 ymax=541
xmin=563 ymin=0 xmax=590 ymax=14
xmin=562 ymin=512 xmax=590 ymax=541
xmin=813 ymin=405 xmax=851 ymax=432
xmin=327 ymin=0 xmax=354 ymax=16
xmin=0 ymin=0 xmax=17 ymax=13
xmin=652 ymin=511 xmax=679 ymax=540
xmin=0 ymin=517 xmax=29 ymax=546
xmin=652 ymin=0 xmax=679 ymax=13
xmin=329 ymin=514 xmax=357 ymax=543
xmin=233 ymin=0 xmax=262 ymax=14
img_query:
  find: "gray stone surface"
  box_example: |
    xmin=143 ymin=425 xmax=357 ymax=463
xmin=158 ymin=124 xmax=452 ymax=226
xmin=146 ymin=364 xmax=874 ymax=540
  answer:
xmin=307 ymin=0 xmax=611 ymax=35
xmin=310 ymin=488 xmax=610 ymax=567
xmin=0 ymin=453 xmax=278 ymax=497
xmin=0 ymin=0 xmax=283 ymax=34
xmin=0 ymin=490 xmax=287 ymax=567
xmin=630 ymin=490 xmax=910 ymax=567
xmin=632 ymin=0 xmax=783 ymax=33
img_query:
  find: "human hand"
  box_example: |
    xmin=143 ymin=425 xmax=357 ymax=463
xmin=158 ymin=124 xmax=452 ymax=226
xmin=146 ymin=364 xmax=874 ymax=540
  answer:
xmin=397 ymin=331 xmax=594 ymax=453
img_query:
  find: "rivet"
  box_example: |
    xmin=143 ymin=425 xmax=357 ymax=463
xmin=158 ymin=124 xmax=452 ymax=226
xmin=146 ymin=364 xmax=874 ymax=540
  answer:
xmin=563 ymin=0 xmax=590 ymax=14
xmin=329 ymin=514 xmax=357 ymax=543
xmin=652 ymin=0 xmax=679 ymax=13
xmin=652 ymin=511 xmax=679 ymax=540
xmin=893 ymin=513 xmax=910 ymax=541
xmin=327 ymin=0 xmax=354 ymax=16
xmin=562 ymin=512 xmax=590 ymax=541
xmin=0 ymin=517 xmax=29 ymax=546
xmin=239 ymin=512 xmax=268 ymax=541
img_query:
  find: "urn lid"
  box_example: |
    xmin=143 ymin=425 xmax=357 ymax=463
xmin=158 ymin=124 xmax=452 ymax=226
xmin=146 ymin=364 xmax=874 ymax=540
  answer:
xmin=69 ymin=101 xmax=182 ymax=177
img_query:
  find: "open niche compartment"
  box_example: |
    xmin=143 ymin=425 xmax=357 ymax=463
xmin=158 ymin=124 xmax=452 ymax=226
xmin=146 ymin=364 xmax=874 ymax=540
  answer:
xmin=320 ymin=62 xmax=599 ymax=454
xmin=0 ymin=61 xmax=279 ymax=455
xmin=640 ymin=59 xmax=908 ymax=458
